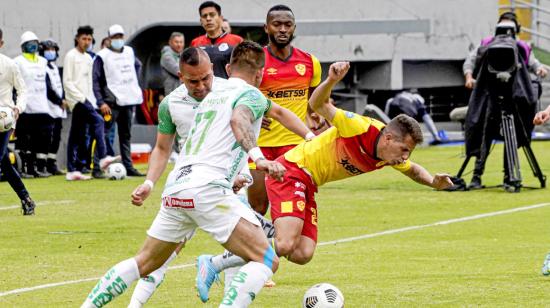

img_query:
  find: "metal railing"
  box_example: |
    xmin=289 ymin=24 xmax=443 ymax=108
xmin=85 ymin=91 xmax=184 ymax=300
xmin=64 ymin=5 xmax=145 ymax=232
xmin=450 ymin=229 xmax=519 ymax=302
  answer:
xmin=500 ymin=0 xmax=550 ymax=48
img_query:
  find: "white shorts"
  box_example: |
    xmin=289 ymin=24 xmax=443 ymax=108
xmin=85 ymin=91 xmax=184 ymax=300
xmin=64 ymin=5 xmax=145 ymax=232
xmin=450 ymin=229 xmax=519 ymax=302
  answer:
xmin=147 ymin=185 xmax=260 ymax=244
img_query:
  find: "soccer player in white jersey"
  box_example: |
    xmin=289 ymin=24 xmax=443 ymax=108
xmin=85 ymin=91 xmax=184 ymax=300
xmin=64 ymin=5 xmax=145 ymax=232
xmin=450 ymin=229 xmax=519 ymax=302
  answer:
xmin=81 ymin=44 xmax=316 ymax=307
xmin=126 ymin=49 xmax=313 ymax=307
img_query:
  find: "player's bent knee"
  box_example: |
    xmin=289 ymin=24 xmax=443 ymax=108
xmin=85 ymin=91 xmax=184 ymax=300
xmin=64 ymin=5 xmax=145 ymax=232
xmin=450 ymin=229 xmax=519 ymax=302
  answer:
xmin=274 ymin=237 xmax=299 ymax=258
xmin=292 ymin=252 xmax=314 ymax=265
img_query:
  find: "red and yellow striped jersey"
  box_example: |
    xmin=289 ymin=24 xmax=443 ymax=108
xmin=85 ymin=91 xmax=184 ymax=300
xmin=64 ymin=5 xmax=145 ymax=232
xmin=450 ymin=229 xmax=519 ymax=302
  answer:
xmin=258 ymin=46 xmax=322 ymax=147
xmin=284 ymin=108 xmax=411 ymax=186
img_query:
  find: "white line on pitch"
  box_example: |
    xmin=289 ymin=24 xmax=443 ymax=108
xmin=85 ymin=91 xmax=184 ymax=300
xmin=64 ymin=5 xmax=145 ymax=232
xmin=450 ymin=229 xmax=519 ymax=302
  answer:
xmin=1 ymin=202 xmax=549 ymax=298
xmin=0 ymin=200 xmax=75 ymax=211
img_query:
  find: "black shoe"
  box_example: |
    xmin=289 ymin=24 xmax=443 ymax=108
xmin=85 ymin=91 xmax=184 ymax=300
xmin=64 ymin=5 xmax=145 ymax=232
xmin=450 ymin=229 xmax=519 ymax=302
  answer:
xmin=20 ymin=172 xmax=35 ymax=179
xmin=126 ymin=168 xmax=145 ymax=177
xmin=47 ymin=159 xmax=66 ymax=175
xmin=468 ymin=175 xmax=483 ymax=190
xmin=21 ymin=197 xmax=36 ymax=215
xmin=92 ymin=170 xmax=106 ymax=179
xmin=34 ymin=170 xmax=51 ymax=178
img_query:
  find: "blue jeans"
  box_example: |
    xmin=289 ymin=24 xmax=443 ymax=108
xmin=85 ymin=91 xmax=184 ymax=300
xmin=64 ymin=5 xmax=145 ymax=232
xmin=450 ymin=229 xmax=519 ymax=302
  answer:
xmin=67 ymin=101 xmax=106 ymax=172
xmin=0 ymin=129 xmax=29 ymax=200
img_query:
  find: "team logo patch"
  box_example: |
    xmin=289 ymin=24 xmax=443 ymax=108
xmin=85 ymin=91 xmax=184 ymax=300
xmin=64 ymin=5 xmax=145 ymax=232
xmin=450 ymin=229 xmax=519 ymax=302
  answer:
xmin=266 ymin=67 xmax=277 ymax=75
xmin=297 ymin=201 xmax=306 ymax=212
xmin=163 ymin=197 xmax=195 ymax=209
xmin=218 ymin=43 xmax=229 ymax=51
xmin=295 ymin=64 xmax=306 ymax=76
xmin=345 ymin=111 xmax=355 ymax=118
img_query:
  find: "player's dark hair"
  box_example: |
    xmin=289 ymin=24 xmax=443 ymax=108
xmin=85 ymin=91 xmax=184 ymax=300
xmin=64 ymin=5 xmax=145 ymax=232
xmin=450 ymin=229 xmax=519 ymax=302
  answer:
xmin=386 ymin=114 xmax=424 ymax=144
xmin=76 ymin=25 xmax=94 ymax=37
xmin=0 ymin=28 xmax=3 ymax=41
xmin=267 ymin=4 xmax=293 ymax=15
xmin=180 ymin=47 xmax=209 ymax=66
xmin=199 ymin=1 xmax=221 ymax=15
xmin=230 ymin=40 xmax=265 ymax=72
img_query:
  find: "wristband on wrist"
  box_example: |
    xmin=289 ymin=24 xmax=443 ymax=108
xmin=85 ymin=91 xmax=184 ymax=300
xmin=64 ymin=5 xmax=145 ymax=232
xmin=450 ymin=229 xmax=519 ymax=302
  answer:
xmin=248 ymin=147 xmax=265 ymax=162
xmin=143 ymin=179 xmax=154 ymax=190
xmin=305 ymin=131 xmax=316 ymax=141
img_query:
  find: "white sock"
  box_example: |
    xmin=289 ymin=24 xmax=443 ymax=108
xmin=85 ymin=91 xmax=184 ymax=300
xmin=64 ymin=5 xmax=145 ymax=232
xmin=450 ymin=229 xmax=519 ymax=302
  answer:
xmin=211 ymin=250 xmax=246 ymax=272
xmin=128 ymin=252 xmax=177 ymax=307
xmin=219 ymin=261 xmax=273 ymax=307
xmin=223 ymin=266 xmax=241 ymax=294
xmin=81 ymin=258 xmax=140 ymax=308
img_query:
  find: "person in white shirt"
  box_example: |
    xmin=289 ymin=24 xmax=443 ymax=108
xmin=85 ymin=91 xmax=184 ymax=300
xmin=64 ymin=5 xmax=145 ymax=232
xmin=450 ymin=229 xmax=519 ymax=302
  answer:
xmin=93 ymin=24 xmax=144 ymax=177
xmin=63 ymin=25 xmax=119 ymax=181
xmin=13 ymin=31 xmax=53 ymax=178
xmin=39 ymin=39 xmax=67 ymax=175
xmin=0 ymin=27 xmax=36 ymax=215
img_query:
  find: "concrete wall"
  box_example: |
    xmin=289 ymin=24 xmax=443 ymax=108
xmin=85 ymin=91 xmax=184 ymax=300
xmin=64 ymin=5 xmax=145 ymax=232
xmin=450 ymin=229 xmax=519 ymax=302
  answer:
xmin=1 ymin=0 xmax=497 ymax=61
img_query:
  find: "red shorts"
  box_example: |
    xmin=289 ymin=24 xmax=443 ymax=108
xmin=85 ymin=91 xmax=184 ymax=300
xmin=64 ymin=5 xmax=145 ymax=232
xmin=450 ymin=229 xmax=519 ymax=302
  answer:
xmin=248 ymin=145 xmax=296 ymax=169
xmin=266 ymin=157 xmax=319 ymax=242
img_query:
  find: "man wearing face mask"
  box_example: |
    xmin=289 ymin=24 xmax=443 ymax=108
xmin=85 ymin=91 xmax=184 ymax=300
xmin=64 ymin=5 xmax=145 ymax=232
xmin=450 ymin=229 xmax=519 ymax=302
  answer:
xmin=39 ymin=39 xmax=67 ymax=175
xmin=13 ymin=31 xmax=54 ymax=178
xmin=93 ymin=24 xmax=144 ymax=177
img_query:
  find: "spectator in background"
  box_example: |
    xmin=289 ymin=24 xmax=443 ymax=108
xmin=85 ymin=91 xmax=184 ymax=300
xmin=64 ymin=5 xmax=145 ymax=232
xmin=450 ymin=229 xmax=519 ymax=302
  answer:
xmin=160 ymin=32 xmax=184 ymax=95
xmin=0 ymin=27 xmax=36 ymax=215
xmin=222 ymin=18 xmax=232 ymax=34
xmin=191 ymin=1 xmax=243 ymax=78
xmin=39 ymin=39 xmax=67 ymax=175
xmin=462 ymin=12 xmax=548 ymax=190
xmin=14 ymin=31 xmax=53 ymax=178
xmin=385 ymin=90 xmax=443 ymax=145
xmin=99 ymin=36 xmax=116 ymax=158
xmin=93 ymin=24 xmax=144 ymax=177
xmin=64 ymin=25 xmax=119 ymax=181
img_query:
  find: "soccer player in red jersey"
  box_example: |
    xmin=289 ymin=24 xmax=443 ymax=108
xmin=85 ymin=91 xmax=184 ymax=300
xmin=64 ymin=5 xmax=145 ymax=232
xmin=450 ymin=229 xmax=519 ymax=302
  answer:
xmin=190 ymin=1 xmax=243 ymax=78
xmin=195 ymin=63 xmax=453 ymax=298
xmin=249 ymin=4 xmax=321 ymax=216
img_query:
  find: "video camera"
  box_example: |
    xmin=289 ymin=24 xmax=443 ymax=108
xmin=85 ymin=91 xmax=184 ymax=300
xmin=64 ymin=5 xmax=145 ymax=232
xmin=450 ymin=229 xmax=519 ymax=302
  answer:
xmin=454 ymin=30 xmax=545 ymax=192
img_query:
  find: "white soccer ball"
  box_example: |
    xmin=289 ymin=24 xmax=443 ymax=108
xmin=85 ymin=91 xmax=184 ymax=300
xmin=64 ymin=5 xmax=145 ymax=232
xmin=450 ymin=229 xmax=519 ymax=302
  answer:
xmin=0 ymin=106 xmax=15 ymax=132
xmin=107 ymin=163 xmax=126 ymax=180
xmin=303 ymin=283 xmax=344 ymax=308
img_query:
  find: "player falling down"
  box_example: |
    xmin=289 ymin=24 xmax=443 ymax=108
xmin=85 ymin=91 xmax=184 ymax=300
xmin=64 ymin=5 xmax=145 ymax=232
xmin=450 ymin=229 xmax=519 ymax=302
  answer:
xmin=123 ymin=46 xmax=315 ymax=307
xmin=196 ymin=61 xmax=454 ymax=302
xmin=81 ymin=42 xmax=318 ymax=308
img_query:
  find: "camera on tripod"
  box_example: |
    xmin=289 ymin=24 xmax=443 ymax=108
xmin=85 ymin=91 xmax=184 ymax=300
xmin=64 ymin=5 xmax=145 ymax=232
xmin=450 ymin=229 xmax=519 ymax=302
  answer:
xmin=454 ymin=24 xmax=546 ymax=193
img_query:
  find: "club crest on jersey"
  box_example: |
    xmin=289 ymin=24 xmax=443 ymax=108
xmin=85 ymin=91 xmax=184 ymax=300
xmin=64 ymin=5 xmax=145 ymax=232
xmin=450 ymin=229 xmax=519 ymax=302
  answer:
xmin=295 ymin=64 xmax=306 ymax=76
xmin=297 ymin=201 xmax=306 ymax=211
xmin=266 ymin=67 xmax=277 ymax=75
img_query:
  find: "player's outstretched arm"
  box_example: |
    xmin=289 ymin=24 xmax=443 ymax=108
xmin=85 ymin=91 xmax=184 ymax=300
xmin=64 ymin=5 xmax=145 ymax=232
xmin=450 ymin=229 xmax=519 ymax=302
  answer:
xmin=231 ymin=105 xmax=286 ymax=181
xmin=402 ymin=162 xmax=453 ymax=190
xmin=308 ymin=61 xmax=350 ymax=121
xmin=534 ymin=105 xmax=550 ymax=125
xmin=131 ymin=132 xmax=175 ymax=206
xmin=267 ymin=103 xmax=315 ymax=140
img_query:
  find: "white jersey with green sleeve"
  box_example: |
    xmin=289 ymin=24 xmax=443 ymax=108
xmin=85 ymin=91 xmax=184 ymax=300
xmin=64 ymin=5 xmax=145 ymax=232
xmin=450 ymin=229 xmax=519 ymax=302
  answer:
xmin=162 ymin=77 xmax=271 ymax=197
xmin=157 ymin=77 xmax=227 ymax=148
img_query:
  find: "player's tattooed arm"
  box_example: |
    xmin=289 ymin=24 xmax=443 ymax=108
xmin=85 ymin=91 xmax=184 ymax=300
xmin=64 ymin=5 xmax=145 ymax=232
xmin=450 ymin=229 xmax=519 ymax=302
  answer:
xmin=231 ymin=105 xmax=258 ymax=152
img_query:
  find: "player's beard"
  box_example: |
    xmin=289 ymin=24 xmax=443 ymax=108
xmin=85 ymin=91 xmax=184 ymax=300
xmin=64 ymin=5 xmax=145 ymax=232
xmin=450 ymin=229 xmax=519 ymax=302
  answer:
xmin=268 ymin=33 xmax=295 ymax=49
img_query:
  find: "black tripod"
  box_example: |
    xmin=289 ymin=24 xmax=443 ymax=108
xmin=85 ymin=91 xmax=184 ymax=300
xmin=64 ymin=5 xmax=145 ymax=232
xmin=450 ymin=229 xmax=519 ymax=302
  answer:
xmin=456 ymin=72 xmax=546 ymax=192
